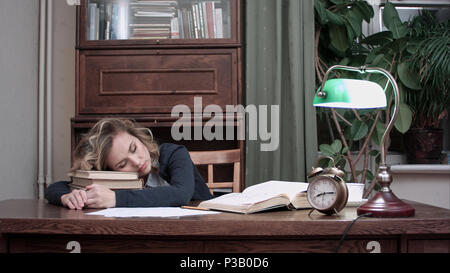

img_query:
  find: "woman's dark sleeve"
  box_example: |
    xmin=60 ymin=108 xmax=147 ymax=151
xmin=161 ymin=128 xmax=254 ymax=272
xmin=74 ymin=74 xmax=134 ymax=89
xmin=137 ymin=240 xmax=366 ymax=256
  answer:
xmin=44 ymin=181 xmax=72 ymax=206
xmin=115 ymin=146 xmax=195 ymax=207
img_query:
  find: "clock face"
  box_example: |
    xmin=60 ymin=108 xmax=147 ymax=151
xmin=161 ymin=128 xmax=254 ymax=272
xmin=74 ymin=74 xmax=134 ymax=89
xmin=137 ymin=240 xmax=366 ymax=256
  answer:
xmin=307 ymin=178 xmax=338 ymax=211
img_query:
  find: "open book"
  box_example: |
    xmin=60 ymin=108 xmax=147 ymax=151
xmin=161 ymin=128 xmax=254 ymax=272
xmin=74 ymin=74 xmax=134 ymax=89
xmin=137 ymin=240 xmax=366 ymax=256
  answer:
xmin=198 ymin=181 xmax=311 ymax=214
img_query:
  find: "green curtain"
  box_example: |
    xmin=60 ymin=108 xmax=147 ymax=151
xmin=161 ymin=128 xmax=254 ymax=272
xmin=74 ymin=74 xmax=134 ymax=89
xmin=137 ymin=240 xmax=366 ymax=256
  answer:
xmin=245 ymin=0 xmax=317 ymax=187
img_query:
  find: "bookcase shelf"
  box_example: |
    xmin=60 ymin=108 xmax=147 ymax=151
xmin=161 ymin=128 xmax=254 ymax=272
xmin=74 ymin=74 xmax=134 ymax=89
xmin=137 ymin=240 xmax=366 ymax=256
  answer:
xmin=78 ymin=0 xmax=240 ymax=48
xmin=72 ymin=0 xmax=244 ymax=189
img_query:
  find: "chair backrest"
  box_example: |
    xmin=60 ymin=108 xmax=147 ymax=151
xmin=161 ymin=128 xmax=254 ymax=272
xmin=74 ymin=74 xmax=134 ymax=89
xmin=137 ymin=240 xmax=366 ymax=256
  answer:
xmin=189 ymin=149 xmax=241 ymax=194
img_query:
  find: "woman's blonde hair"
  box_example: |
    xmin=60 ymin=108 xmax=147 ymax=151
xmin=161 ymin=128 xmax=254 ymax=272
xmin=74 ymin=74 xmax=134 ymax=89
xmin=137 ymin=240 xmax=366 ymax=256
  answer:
xmin=71 ymin=118 xmax=159 ymax=173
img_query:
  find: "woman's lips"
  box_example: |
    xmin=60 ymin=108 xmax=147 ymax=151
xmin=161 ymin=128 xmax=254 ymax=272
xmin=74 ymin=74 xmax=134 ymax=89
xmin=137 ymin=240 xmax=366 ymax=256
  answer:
xmin=138 ymin=161 xmax=147 ymax=173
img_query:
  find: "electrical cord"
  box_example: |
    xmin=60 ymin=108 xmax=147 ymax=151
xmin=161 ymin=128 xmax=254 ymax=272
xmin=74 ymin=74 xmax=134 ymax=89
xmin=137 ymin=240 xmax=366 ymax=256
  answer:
xmin=334 ymin=213 xmax=372 ymax=253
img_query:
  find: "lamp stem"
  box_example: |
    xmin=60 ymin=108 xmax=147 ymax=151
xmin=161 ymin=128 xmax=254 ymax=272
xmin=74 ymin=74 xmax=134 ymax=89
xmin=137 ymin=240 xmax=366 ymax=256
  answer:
xmin=356 ymin=67 xmax=415 ymax=217
xmin=364 ymin=67 xmax=400 ymax=166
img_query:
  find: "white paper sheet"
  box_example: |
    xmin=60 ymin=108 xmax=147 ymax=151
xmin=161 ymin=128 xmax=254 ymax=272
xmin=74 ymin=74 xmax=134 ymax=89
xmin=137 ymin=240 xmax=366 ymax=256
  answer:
xmin=85 ymin=207 xmax=220 ymax=218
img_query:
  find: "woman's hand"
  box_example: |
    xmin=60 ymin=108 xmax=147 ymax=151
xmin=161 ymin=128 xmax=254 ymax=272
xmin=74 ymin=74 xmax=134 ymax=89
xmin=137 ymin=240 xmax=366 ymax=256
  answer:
xmin=61 ymin=189 xmax=88 ymax=210
xmin=85 ymin=184 xmax=116 ymax=208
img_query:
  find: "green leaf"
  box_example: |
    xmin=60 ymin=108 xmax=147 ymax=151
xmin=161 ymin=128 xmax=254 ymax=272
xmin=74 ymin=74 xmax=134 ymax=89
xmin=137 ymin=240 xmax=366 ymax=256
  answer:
xmin=406 ymin=39 xmax=421 ymax=55
xmin=370 ymin=54 xmax=385 ymax=66
xmin=390 ymin=21 xmax=409 ymax=39
xmin=319 ymin=144 xmax=335 ymax=156
xmin=341 ymin=146 xmax=349 ymax=154
xmin=346 ymin=7 xmax=363 ymax=37
xmin=348 ymin=54 xmax=366 ymax=67
xmin=371 ymin=121 xmax=385 ymax=146
xmin=338 ymin=57 xmax=350 ymax=66
xmin=351 ymin=120 xmax=369 ymax=141
xmin=331 ymin=139 xmax=342 ymax=154
xmin=314 ymin=0 xmax=328 ymax=25
xmin=366 ymin=170 xmax=374 ymax=182
xmin=345 ymin=24 xmax=356 ymax=44
xmin=393 ymin=103 xmax=413 ymax=134
xmin=354 ymin=1 xmax=374 ymax=23
xmin=330 ymin=0 xmax=346 ymax=4
xmin=325 ymin=9 xmax=346 ymax=25
xmin=361 ymin=31 xmax=393 ymax=46
xmin=398 ymin=62 xmax=421 ymax=90
xmin=329 ymin=24 xmax=349 ymax=53
xmin=391 ymin=37 xmax=408 ymax=53
xmin=382 ymin=2 xmax=408 ymax=39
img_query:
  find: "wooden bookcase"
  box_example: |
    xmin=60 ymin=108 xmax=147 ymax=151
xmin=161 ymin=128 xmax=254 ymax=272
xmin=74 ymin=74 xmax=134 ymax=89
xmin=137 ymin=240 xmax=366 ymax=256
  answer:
xmin=72 ymin=0 xmax=244 ymax=189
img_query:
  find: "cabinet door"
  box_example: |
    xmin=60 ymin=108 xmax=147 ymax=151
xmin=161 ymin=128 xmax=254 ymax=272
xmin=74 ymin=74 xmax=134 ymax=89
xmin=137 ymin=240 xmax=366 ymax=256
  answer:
xmin=77 ymin=48 xmax=239 ymax=116
xmin=78 ymin=0 xmax=240 ymax=47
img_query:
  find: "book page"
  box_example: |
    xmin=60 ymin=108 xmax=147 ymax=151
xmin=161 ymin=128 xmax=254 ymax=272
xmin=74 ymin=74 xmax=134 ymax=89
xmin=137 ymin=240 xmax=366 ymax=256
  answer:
xmin=205 ymin=191 xmax=287 ymax=206
xmin=86 ymin=207 xmax=220 ymax=218
xmin=198 ymin=192 xmax=290 ymax=213
xmin=242 ymin=181 xmax=308 ymax=201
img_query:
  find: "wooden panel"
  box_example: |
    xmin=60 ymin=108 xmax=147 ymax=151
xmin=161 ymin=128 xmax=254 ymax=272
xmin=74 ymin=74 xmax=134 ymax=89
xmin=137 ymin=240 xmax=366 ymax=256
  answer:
xmin=8 ymin=235 xmax=398 ymax=253
xmin=0 ymin=234 xmax=7 ymax=253
xmin=9 ymin=236 xmax=204 ymax=253
xmin=100 ymin=68 xmax=217 ymax=95
xmin=408 ymin=239 xmax=450 ymax=253
xmin=204 ymin=239 xmax=398 ymax=253
xmin=77 ymin=49 xmax=237 ymax=116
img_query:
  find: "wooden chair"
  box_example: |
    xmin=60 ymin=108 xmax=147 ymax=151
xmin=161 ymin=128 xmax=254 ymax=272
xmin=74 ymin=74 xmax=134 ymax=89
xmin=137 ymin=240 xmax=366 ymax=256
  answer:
xmin=189 ymin=149 xmax=241 ymax=195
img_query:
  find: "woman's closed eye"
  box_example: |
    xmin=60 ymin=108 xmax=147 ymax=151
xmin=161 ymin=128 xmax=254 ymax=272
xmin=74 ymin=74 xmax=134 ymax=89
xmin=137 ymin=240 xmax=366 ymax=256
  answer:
xmin=116 ymin=143 xmax=136 ymax=169
xmin=117 ymin=160 xmax=127 ymax=169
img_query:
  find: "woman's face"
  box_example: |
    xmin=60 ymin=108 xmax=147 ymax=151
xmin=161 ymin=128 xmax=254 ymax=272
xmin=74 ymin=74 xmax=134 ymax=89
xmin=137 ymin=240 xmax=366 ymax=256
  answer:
xmin=105 ymin=131 xmax=151 ymax=177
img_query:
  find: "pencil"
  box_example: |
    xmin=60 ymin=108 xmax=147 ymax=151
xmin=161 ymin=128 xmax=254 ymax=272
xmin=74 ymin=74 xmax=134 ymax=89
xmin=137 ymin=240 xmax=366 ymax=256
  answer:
xmin=181 ymin=205 xmax=210 ymax=211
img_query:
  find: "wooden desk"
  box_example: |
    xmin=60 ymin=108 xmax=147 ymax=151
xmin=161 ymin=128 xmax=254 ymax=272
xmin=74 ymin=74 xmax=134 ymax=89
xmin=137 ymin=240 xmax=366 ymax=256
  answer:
xmin=0 ymin=199 xmax=449 ymax=253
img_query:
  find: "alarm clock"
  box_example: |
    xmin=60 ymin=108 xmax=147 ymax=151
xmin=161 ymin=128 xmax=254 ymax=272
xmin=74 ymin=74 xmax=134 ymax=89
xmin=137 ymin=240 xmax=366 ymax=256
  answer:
xmin=307 ymin=156 xmax=348 ymax=215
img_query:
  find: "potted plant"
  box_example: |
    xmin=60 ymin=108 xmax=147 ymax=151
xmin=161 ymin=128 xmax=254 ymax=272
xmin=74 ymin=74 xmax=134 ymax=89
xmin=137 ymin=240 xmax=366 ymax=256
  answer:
xmin=315 ymin=1 xmax=448 ymax=199
xmin=400 ymin=11 xmax=450 ymax=163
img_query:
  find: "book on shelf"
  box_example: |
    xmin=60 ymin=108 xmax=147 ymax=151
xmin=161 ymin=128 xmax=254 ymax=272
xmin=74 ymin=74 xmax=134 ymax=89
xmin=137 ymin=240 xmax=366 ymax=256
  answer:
xmin=214 ymin=7 xmax=223 ymax=38
xmin=88 ymin=3 xmax=97 ymax=40
xmin=198 ymin=181 xmax=311 ymax=214
xmin=170 ymin=17 xmax=180 ymax=38
xmin=87 ymin=2 xmax=126 ymax=40
xmin=128 ymin=0 xmax=177 ymax=39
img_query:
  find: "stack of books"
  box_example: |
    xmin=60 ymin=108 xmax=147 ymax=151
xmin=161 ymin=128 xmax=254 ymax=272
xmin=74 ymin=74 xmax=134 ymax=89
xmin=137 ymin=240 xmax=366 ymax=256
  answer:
xmin=69 ymin=170 xmax=144 ymax=190
xmin=129 ymin=0 xmax=178 ymax=39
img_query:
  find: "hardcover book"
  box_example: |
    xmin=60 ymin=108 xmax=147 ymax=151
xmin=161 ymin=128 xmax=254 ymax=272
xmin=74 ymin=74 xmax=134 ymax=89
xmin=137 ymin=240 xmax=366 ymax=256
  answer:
xmin=70 ymin=170 xmax=139 ymax=180
xmin=68 ymin=170 xmax=143 ymax=190
xmin=69 ymin=177 xmax=144 ymax=190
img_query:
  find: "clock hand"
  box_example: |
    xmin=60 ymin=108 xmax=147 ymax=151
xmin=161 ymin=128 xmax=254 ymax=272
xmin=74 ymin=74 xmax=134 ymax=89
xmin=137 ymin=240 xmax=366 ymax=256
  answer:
xmin=315 ymin=192 xmax=336 ymax=197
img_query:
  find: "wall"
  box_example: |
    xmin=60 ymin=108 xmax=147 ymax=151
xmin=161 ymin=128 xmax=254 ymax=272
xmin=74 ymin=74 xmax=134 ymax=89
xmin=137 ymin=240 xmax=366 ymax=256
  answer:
xmin=0 ymin=0 xmax=75 ymax=201
xmin=51 ymin=1 xmax=76 ymax=183
xmin=391 ymin=165 xmax=450 ymax=209
xmin=0 ymin=0 xmax=39 ymax=200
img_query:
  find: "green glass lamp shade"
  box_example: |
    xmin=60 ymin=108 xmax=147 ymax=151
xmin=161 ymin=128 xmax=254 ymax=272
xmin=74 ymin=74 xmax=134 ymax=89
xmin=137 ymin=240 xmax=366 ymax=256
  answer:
xmin=313 ymin=79 xmax=387 ymax=109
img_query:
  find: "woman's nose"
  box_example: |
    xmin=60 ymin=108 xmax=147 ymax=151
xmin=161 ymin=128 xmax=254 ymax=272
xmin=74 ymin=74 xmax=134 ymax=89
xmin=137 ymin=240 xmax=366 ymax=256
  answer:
xmin=129 ymin=156 xmax=140 ymax=167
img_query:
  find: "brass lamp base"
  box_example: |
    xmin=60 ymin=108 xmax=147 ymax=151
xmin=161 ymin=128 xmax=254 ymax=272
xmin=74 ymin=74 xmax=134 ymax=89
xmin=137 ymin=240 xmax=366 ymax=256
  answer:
xmin=357 ymin=165 xmax=415 ymax=218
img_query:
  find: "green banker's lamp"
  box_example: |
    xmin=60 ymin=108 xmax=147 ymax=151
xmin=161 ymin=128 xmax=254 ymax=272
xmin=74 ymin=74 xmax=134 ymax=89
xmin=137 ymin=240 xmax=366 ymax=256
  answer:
xmin=314 ymin=65 xmax=415 ymax=218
